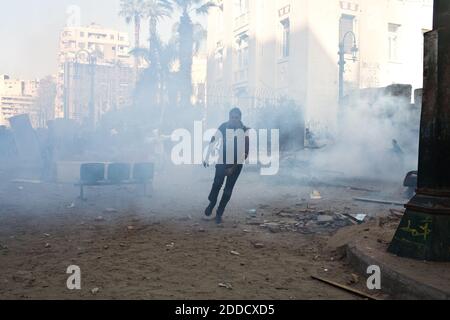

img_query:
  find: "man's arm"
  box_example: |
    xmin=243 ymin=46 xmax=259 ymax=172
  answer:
xmin=203 ymin=129 xmax=222 ymax=167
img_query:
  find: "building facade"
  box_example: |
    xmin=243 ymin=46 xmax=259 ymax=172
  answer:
xmin=0 ymin=74 xmax=39 ymax=127
xmin=55 ymin=23 xmax=136 ymax=123
xmin=206 ymin=0 xmax=433 ymax=129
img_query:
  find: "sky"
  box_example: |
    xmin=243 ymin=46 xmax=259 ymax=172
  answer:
xmin=0 ymin=0 xmax=203 ymax=79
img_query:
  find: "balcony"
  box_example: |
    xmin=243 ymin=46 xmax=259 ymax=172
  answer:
xmin=234 ymin=13 xmax=249 ymax=31
xmin=234 ymin=68 xmax=248 ymax=84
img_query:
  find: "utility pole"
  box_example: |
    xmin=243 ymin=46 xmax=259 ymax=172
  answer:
xmin=89 ymin=55 xmax=96 ymax=130
xmin=338 ymin=31 xmax=358 ymax=107
xmin=388 ymin=0 xmax=450 ymax=261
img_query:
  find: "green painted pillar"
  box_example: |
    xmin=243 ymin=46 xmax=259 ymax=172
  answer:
xmin=388 ymin=0 xmax=450 ymax=261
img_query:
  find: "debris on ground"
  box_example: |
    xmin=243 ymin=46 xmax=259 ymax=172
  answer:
xmin=247 ymin=209 xmax=257 ymax=217
xmin=344 ymin=213 xmax=367 ymax=224
xmin=103 ymin=208 xmax=118 ymax=213
xmin=353 ymin=197 xmax=404 ymax=206
xmin=91 ymin=287 xmax=100 ymax=294
xmin=311 ymin=275 xmax=378 ymax=300
xmin=252 ymin=242 xmax=265 ymax=249
xmin=44 ymin=243 xmax=51 ymax=248
xmin=67 ymin=203 xmax=75 ymax=209
xmin=218 ymin=283 xmax=233 ymax=290
xmin=230 ymin=251 xmax=241 ymax=256
xmin=310 ymin=190 xmax=322 ymax=200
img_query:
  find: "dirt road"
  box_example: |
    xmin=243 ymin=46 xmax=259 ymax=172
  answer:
xmin=0 ymin=167 xmax=396 ymax=299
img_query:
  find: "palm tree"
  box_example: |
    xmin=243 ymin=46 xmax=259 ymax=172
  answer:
xmin=119 ymin=0 xmax=147 ymax=76
xmin=171 ymin=0 xmax=215 ymax=107
xmin=145 ymin=0 xmax=172 ymax=61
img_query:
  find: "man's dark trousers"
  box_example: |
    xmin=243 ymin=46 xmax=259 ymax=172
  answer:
xmin=208 ymin=164 xmax=243 ymax=216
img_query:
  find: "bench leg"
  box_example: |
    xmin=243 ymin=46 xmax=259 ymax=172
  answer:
xmin=79 ymin=185 xmax=86 ymax=201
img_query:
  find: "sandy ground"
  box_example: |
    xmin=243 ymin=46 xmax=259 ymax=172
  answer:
xmin=0 ymin=165 xmax=401 ymax=300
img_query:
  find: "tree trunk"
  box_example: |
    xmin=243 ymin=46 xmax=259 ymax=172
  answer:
xmin=134 ymin=15 xmax=141 ymax=81
xmin=178 ymin=12 xmax=194 ymax=108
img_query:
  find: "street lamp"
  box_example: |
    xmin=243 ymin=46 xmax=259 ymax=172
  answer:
xmin=74 ymin=49 xmax=96 ymax=129
xmin=338 ymin=31 xmax=359 ymax=106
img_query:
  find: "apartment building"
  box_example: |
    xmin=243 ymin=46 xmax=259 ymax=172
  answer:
xmin=206 ymin=0 xmax=433 ymax=128
xmin=0 ymin=74 xmax=39 ymax=126
xmin=55 ymin=23 xmax=136 ymax=122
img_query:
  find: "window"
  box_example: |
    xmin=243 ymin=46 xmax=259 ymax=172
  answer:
xmin=235 ymin=0 xmax=249 ymax=16
xmin=280 ymin=19 xmax=290 ymax=58
xmin=215 ymin=43 xmax=224 ymax=76
xmin=339 ymin=14 xmax=355 ymax=54
xmin=80 ymin=32 xmax=85 ymax=37
xmin=236 ymin=33 xmax=249 ymax=70
xmin=110 ymin=35 xmax=115 ymax=40
xmin=388 ymin=23 xmax=401 ymax=61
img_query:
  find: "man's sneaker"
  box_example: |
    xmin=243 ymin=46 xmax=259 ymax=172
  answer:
xmin=204 ymin=203 xmax=214 ymax=217
xmin=215 ymin=214 xmax=223 ymax=225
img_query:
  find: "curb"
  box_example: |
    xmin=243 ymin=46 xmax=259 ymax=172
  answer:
xmin=345 ymin=243 xmax=450 ymax=300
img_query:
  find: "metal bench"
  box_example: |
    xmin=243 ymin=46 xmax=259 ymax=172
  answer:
xmin=75 ymin=162 xmax=154 ymax=200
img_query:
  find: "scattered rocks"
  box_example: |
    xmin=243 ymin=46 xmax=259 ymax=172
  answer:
xmin=317 ymin=215 xmax=334 ymax=223
xmin=218 ymin=283 xmax=233 ymax=290
xmin=91 ymin=287 xmax=100 ymax=294
xmin=230 ymin=251 xmax=241 ymax=256
xmin=252 ymin=243 xmax=265 ymax=249
xmin=45 ymin=243 xmax=51 ymax=248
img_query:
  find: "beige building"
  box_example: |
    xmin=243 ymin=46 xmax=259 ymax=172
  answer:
xmin=192 ymin=54 xmax=207 ymax=107
xmin=206 ymin=0 xmax=433 ymax=128
xmin=0 ymin=74 xmax=39 ymax=126
xmin=55 ymin=23 xmax=136 ymax=122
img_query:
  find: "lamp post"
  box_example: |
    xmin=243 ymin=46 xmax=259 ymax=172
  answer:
xmin=74 ymin=50 xmax=96 ymax=129
xmin=338 ymin=31 xmax=359 ymax=107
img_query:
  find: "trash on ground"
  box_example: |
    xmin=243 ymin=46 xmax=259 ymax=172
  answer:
xmin=310 ymin=190 xmax=322 ymax=200
xmin=218 ymin=283 xmax=233 ymax=290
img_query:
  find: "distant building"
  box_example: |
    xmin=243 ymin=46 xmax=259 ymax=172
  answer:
xmin=55 ymin=23 xmax=137 ymax=123
xmin=0 ymin=74 xmax=39 ymax=127
xmin=206 ymin=0 xmax=433 ymax=129
xmin=192 ymin=54 xmax=207 ymax=107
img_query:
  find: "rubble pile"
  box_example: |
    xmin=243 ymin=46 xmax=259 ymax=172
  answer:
xmin=247 ymin=207 xmax=358 ymax=235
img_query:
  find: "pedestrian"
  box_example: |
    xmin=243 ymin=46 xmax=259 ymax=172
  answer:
xmin=203 ymin=108 xmax=250 ymax=224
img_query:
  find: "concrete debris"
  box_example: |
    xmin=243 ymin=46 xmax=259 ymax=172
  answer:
xmin=218 ymin=283 xmax=233 ymax=290
xmin=252 ymin=243 xmax=265 ymax=249
xmin=317 ymin=215 xmax=334 ymax=223
xmin=91 ymin=287 xmax=100 ymax=294
xmin=230 ymin=251 xmax=241 ymax=256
